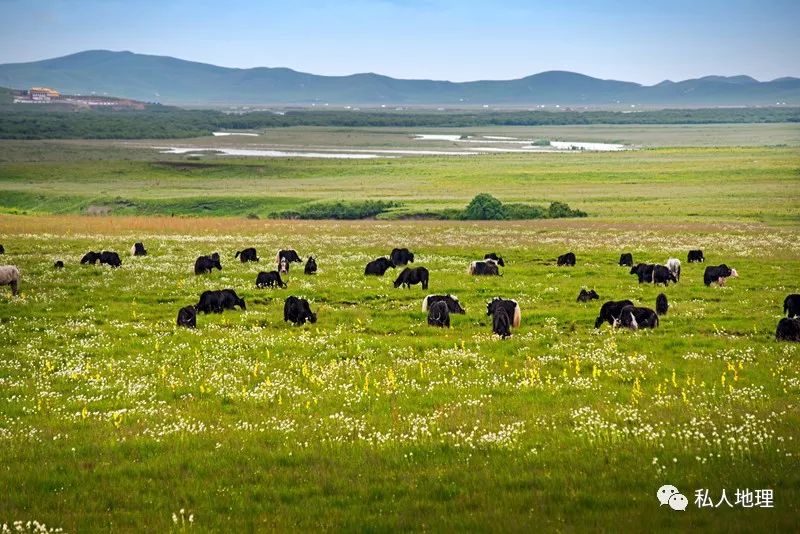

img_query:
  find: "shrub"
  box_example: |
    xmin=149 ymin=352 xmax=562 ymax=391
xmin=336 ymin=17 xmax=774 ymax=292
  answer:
xmin=462 ymin=194 xmax=507 ymax=220
xmin=275 ymin=200 xmax=400 ymax=220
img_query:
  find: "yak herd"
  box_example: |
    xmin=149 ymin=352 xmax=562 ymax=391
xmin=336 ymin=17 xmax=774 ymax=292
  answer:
xmin=0 ymin=242 xmax=798 ymax=341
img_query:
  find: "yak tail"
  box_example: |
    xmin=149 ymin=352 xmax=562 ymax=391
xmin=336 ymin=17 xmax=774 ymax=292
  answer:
xmin=130 ymin=244 xmax=136 ymax=256
xmin=513 ymin=304 xmax=521 ymax=328
xmin=422 ymin=296 xmax=430 ymax=312
xmin=275 ymin=252 xmax=280 ymax=264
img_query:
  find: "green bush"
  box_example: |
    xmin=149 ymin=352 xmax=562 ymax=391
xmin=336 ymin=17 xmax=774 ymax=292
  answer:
xmin=275 ymin=200 xmax=400 ymax=220
xmin=462 ymin=194 xmax=507 ymax=220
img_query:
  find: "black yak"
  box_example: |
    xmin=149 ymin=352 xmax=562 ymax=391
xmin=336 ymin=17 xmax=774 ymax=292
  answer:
xmin=486 ymin=298 xmax=521 ymax=329
xmin=630 ymin=263 xmax=656 ymax=284
xmin=652 ymin=265 xmax=678 ymax=286
xmin=615 ymin=305 xmax=659 ymax=330
xmin=54 ymin=260 xmax=64 ymax=269
xmin=131 ymin=242 xmax=147 ymax=256
xmin=394 ymin=267 xmax=429 ymax=289
xmin=688 ymin=250 xmax=705 ymax=263
xmin=276 ymin=249 xmax=302 ymax=264
xmin=177 ymin=305 xmax=197 ymax=328
xmin=490 ymin=304 xmax=512 ymax=339
xmin=365 ymin=257 xmax=395 ymax=276
xmin=195 ymin=255 xmax=222 ymax=275
xmin=619 ymin=253 xmax=633 ymax=267
xmin=284 ymin=296 xmax=317 ymax=325
xmin=427 ymin=300 xmax=451 ymax=328
xmin=99 ymin=251 xmax=122 ymax=268
xmin=304 ymin=256 xmax=318 ymax=274
xmin=236 ymin=247 xmax=259 ymax=263
xmin=783 ymin=294 xmax=800 ymax=318
xmin=469 ymin=260 xmax=500 ymax=276
xmin=577 ymin=289 xmax=600 ymax=302
xmin=656 ymin=293 xmax=669 ymax=316
xmin=557 ymin=252 xmax=576 ymax=266
xmin=80 ymin=251 xmax=101 ymax=265
xmin=594 ymin=299 xmax=635 ymax=328
xmin=484 ymin=253 xmax=505 ymax=266
xmin=390 ymin=248 xmax=415 ymax=266
xmin=256 ymin=270 xmax=287 ymax=288
xmin=776 ymin=318 xmax=800 ymax=342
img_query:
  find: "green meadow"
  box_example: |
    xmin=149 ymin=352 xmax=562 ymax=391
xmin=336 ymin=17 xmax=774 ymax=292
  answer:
xmin=0 ymin=131 xmax=799 ymax=531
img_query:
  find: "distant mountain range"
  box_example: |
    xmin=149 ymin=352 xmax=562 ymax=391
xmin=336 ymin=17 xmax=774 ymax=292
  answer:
xmin=0 ymin=50 xmax=798 ymax=107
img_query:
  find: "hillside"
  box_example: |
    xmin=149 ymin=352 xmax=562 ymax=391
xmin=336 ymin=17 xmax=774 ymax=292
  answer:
xmin=0 ymin=50 xmax=798 ymax=106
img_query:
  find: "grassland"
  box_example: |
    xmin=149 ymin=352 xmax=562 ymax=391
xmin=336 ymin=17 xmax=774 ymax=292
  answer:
xmin=0 ymin=128 xmax=799 ymax=531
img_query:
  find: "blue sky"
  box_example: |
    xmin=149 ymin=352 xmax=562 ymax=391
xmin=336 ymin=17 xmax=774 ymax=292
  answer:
xmin=0 ymin=0 xmax=797 ymax=84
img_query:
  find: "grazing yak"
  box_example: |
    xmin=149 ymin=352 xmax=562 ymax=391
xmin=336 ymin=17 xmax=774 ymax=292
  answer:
xmin=99 ymin=251 xmax=122 ymax=268
xmin=630 ymin=263 xmax=655 ymax=284
xmin=422 ymin=294 xmax=466 ymax=314
xmin=783 ymin=294 xmax=800 ymax=318
xmin=427 ymin=300 xmax=451 ymax=328
xmin=304 ymin=256 xmax=318 ymax=274
xmin=577 ymin=289 xmax=600 ymax=302
xmin=390 ymin=248 xmax=415 ymax=266
xmin=196 ymin=289 xmax=246 ymax=314
xmin=365 ymin=257 xmax=395 ymax=276
xmin=284 ymin=296 xmax=317 ymax=325
xmin=256 ymin=270 xmax=287 ymax=288
xmin=776 ymin=318 xmax=800 ymax=342
xmin=279 ymin=257 xmax=289 ymax=274
xmin=666 ymin=258 xmax=681 ymax=281
xmin=688 ymin=250 xmax=705 ymax=263
xmin=484 ymin=253 xmax=505 ymax=267
xmin=54 ymin=260 xmax=64 ymax=269
xmin=619 ymin=253 xmax=633 ymax=267
xmin=176 ymin=305 xmax=197 ymax=328
xmin=469 ymin=260 xmax=500 ymax=276
xmin=276 ymin=250 xmax=303 ymax=265
xmin=394 ymin=267 xmax=429 ymax=289
xmin=703 ymin=264 xmax=738 ymax=286
xmin=236 ymin=247 xmax=259 ymax=263
xmin=594 ymin=299 xmax=635 ymax=328
xmin=486 ymin=298 xmax=521 ymax=328
xmin=557 ymin=252 xmax=576 ymax=266
xmin=195 ymin=254 xmax=222 ymax=275
xmin=0 ymin=265 xmax=20 ymax=296
xmin=652 ymin=265 xmax=678 ymax=286
xmin=81 ymin=251 xmax=101 ymax=265
xmin=131 ymin=242 xmax=147 ymax=256
xmin=656 ymin=293 xmax=669 ymax=316
xmin=615 ymin=305 xmax=659 ymax=330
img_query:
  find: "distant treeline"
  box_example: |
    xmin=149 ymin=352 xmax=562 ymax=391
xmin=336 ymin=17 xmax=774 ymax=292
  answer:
xmin=1 ymin=106 xmax=798 ymax=139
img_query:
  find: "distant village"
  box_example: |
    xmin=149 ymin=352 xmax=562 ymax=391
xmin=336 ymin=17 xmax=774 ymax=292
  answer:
xmin=12 ymin=86 xmax=147 ymax=109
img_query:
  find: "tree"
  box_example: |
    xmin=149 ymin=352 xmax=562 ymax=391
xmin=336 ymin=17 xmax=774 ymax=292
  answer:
xmin=463 ymin=194 xmax=506 ymax=220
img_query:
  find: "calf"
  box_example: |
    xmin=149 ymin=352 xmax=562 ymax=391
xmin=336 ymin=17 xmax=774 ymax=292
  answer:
xmin=54 ymin=260 xmax=64 ymax=269
xmin=304 ymin=256 xmax=318 ymax=274
xmin=81 ymin=251 xmax=101 ymax=265
xmin=619 ymin=253 xmax=633 ymax=267
xmin=469 ymin=260 xmax=500 ymax=276
xmin=394 ymin=267 xmax=429 ymax=289
xmin=365 ymin=257 xmax=395 ymax=276
xmin=422 ymin=294 xmax=466 ymax=314
xmin=131 ymin=242 xmax=147 ymax=256
xmin=484 ymin=253 xmax=505 ymax=267
xmin=615 ymin=305 xmax=659 ymax=330
xmin=656 ymin=293 xmax=669 ymax=316
xmin=256 ymin=270 xmax=287 ymax=288
xmin=594 ymin=299 xmax=635 ymax=328
xmin=703 ymin=264 xmax=738 ymax=286
xmin=630 ymin=263 xmax=655 ymax=284
xmin=776 ymin=318 xmax=800 ymax=342
xmin=783 ymin=294 xmax=800 ymax=318
xmin=652 ymin=265 xmax=678 ymax=286
xmin=236 ymin=247 xmax=259 ymax=263
xmin=427 ymin=300 xmax=451 ymax=328
xmin=176 ymin=305 xmax=197 ymax=328
xmin=284 ymin=296 xmax=317 ymax=325
xmin=0 ymin=265 xmax=20 ymax=296
xmin=577 ymin=289 xmax=599 ymax=302
xmin=688 ymin=250 xmax=705 ymax=263
xmin=486 ymin=298 xmax=521 ymax=328
xmin=195 ymin=255 xmax=222 ymax=275
xmin=99 ymin=251 xmax=122 ymax=268
xmin=557 ymin=252 xmax=576 ymax=266
xmin=390 ymin=248 xmax=415 ymax=266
